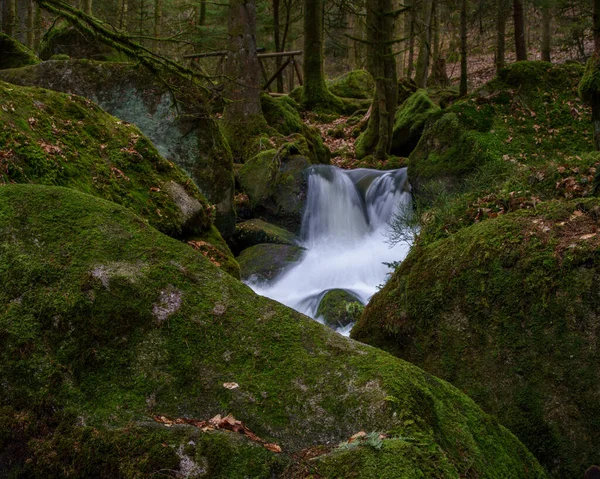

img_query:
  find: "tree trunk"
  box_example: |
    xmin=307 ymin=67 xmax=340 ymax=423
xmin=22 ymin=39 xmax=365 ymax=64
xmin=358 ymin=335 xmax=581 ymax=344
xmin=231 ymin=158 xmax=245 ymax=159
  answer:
xmin=273 ymin=0 xmax=284 ymax=93
xmin=302 ymin=0 xmax=340 ymax=110
xmin=222 ymin=0 xmax=267 ymax=161
xmin=120 ymin=0 xmax=129 ymax=30
xmin=592 ymin=0 xmax=600 ymax=150
xmin=5 ymin=0 xmax=17 ymax=36
xmin=541 ymin=3 xmax=551 ymax=62
xmin=83 ymin=0 xmax=92 ymax=16
xmin=359 ymin=0 xmax=398 ymax=160
xmin=513 ymin=0 xmax=527 ymax=61
xmin=199 ymin=0 xmax=207 ymax=25
xmin=415 ymin=0 xmax=434 ymax=88
xmin=496 ymin=0 xmax=508 ymax=73
xmin=406 ymin=0 xmax=416 ymax=79
xmin=459 ymin=0 xmax=467 ymax=96
xmin=27 ymin=0 xmax=35 ymax=48
xmin=154 ymin=0 xmax=162 ymax=50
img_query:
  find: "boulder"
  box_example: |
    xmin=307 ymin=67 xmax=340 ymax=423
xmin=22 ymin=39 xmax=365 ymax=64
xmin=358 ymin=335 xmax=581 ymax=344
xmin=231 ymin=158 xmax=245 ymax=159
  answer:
xmin=352 ymin=198 xmax=600 ymax=477
xmin=39 ymin=24 xmax=120 ymax=61
xmin=237 ymin=243 xmax=304 ymax=281
xmin=0 ymin=32 xmax=39 ymax=70
xmin=391 ymin=89 xmax=440 ymax=157
xmin=0 ymin=183 xmax=546 ymax=478
xmin=327 ymin=70 xmax=375 ymax=99
xmin=316 ymin=289 xmax=363 ymax=330
xmin=229 ymin=219 xmax=298 ymax=255
xmin=0 ymin=60 xmax=235 ymax=236
xmin=236 ymin=145 xmax=312 ymax=233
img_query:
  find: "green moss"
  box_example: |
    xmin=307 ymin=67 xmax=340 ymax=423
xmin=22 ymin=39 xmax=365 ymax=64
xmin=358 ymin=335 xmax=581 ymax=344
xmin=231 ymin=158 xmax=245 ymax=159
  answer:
xmin=391 ymin=89 xmax=440 ymax=157
xmin=579 ymin=54 xmax=600 ymax=105
xmin=328 ymin=70 xmax=375 ymax=99
xmin=0 ymin=33 xmax=40 ymax=70
xmin=0 ymin=183 xmax=546 ymax=478
xmin=316 ymin=289 xmax=363 ymax=329
xmin=237 ymin=243 xmax=304 ymax=281
xmin=230 ymin=219 xmax=298 ymax=255
xmin=353 ymin=199 xmax=600 ymax=477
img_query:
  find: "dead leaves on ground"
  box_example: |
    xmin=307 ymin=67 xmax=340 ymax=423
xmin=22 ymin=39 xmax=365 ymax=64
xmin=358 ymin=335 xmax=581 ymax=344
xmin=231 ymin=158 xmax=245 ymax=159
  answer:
xmin=153 ymin=413 xmax=282 ymax=453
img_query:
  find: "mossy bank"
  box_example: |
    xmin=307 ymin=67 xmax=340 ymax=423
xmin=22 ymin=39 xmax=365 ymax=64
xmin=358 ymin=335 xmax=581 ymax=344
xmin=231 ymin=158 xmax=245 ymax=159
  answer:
xmin=0 ymin=184 xmax=545 ymax=478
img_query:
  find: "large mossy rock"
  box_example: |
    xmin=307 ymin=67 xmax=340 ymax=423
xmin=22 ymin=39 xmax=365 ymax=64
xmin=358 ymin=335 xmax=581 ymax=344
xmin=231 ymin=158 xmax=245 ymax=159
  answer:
xmin=316 ymin=289 xmax=363 ymax=330
xmin=327 ymin=70 xmax=375 ymax=99
xmin=260 ymin=94 xmax=329 ymax=164
xmin=0 ymin=59 xmax=235 ymax=235
xmin=229 ymin=219 xmax=298 ymax=255
xmin=352 ymin=198 xmax=600 ymax=477
xmin=391 ymin=89 xmax=440 ymax=157
xmin=237 ymin=243 xmax=304 ymax=281
xmin=0 ymin=184 xmax=546 ymax=478
xmin=0 ymin=33 xmax=40 ymax=70
xmin=39 ymin=24 xmax=120 ymax=61
xmin=237 ymin=145 xmax=312 ymax=233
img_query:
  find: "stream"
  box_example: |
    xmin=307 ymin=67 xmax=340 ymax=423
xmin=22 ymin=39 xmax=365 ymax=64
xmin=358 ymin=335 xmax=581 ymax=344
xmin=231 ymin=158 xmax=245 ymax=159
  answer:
xmin=247 ymin=165 xmax=412 ymax=335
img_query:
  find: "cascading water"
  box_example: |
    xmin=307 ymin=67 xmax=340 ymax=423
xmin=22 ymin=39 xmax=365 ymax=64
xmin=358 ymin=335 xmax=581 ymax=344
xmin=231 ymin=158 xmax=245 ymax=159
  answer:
xmin=247 ymin=165 xmax=412 ymax=335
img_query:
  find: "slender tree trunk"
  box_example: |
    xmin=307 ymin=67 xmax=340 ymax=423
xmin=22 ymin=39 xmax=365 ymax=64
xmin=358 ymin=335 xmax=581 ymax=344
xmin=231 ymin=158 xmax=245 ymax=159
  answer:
xmin=496 ymin=0 xmax=508 ymax=73
xmin=303 ymin=0 xmax=339 ymax=109
xmin=406 ymin=0 xmax=416 ymax=78
xmin=199 ymin=0 xmax=206 ymax=24
xmin=592 ymin=0 xmax=600 ymax=150
xmin=273 ymin=0 xmax=284 ymax=93
xmin=27 ymin=0 xmax=35 ymax=48
xmin=459 ymin=0 xmax=467 ymax=96
xmin=222 ymin=0 xmax=267 ymax=161
xmin=359 ymin=0 xmax=398 ymax=159
xmin=120 ymin=0 xmax=129 ymax=30
xmin=541 ymin=3 xmax=551 ymax=62
xmin=415 ymin=0 xmax=434 ymax=87
xmin=513 ymin=0 xmax=527 ymax=61
xmin=154 ymin=0 xmax=162 ymax=50
xmin=83 ymin=0 xmax=92 ymax=15
xmin=34 ymin=2 xmax=42 ymax=46
xmin=6 ymin=0 xmax=17 ymax=37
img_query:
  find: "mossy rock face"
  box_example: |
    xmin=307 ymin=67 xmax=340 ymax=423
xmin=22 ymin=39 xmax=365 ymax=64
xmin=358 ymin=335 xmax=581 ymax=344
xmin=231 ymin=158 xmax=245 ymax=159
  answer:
xmin=352 ymin=199 xmax=600 ymax=477
xmin=327 ymin=70 xmax=375 ymax=99
xmin=391 ymin=89 xmax=440 ymax=157
xmin=237 ymin=243 xmax=304 ymax=281
xmin=0 ymin=184 xmax=546 ymax=477
xmin=229 ymin=219 xmax=298 ymax=255
xmin=579 ymin=54 xmax=600 ymax=105
xmin=260 ymin=94 xmax=330 ymax=164
xmin=0 ymin=59 xmax=235 ymax=236
xmin=316 ymin=289 xmax=363 ymax=330
xmin=0 ymin=33 xmax=39 ymax=70
xmin=237 ymin=146 xmax=312 ymax=233
xmin=0 ymin=80 xmax=214 ymax=239
xmin=39 ymin=24 xmax=121 ymax=61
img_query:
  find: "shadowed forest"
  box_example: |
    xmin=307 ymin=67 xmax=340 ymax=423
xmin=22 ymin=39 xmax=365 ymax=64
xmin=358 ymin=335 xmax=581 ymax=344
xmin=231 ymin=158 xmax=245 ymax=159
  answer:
xmin=1 ymin=0 xmax=600 ymax=478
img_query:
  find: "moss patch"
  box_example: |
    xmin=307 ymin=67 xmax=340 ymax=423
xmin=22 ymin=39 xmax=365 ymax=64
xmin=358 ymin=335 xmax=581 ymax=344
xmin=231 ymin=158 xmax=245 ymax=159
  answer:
xmin=328 ymin=70 xmax=375 ymax=100
xmin=229 ymin=219 xmax=298 ymax=255
xmin=316 ymin=289 xmax=363 ymax=330
xmin=0 ymin=33 xmax=40 ymax=70
xmin=237 ymin=243 xmax=304 ymax=281
xmin=0 ymin=183 xmax=545 ymax=478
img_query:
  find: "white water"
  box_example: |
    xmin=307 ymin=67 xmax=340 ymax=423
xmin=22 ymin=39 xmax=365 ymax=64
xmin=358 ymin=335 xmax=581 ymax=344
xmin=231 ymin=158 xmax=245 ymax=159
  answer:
xmin=247 ymin=165 xmax=412 ymax=335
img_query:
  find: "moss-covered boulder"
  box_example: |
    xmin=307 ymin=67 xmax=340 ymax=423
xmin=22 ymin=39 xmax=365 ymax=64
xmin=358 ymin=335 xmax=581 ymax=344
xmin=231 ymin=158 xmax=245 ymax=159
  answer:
xmin=39 ymin=23 xmax=120 ymax=61
xmin=236 ymin=145 xmax=312 ymax=233
xmin=327 ymin=70 xmax=375 ymax=99
xmin=237 ymin=243 xmax=304 ymax=281
xmin=260 ymin=94 xmax=329 ymax=164
xmin=397 ymin=77 xmax=418 ymax=105
xmin=352 ymin=198 xmax=600 ymax=477
xmin=0 ymin=33 xmax=40 ymax=70
xmin=316 ymin=289 xmax=363 ymax=330
xmin=229 ymin=219 xmax=298 ymax=255
xmin=391 ymin=89 xmax=440 ymax=157
xmin=0 ymin=183 xmax=546 ymax=477
xmin=0 ymin=59 xmax=235 ymax=235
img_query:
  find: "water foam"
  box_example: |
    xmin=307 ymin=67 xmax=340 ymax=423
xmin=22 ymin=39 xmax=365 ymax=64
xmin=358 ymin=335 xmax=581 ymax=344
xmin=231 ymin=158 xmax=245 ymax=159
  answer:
xmin=247 ymin=165 xmax=412 ymax=335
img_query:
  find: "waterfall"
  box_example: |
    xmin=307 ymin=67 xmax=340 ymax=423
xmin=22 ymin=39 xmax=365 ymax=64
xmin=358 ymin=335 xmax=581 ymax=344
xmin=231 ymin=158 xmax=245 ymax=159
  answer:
xmin=247 ymin=165 xmax=412 ymax=335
